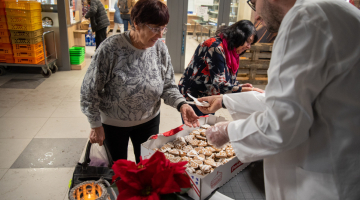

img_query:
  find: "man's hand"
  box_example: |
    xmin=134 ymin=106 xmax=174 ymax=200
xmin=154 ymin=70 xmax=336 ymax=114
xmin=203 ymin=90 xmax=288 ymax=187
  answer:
xmin=206 ymin=121 xmax=230 ymax=148
xmin=89 ymin=126 xmax=105 ymax=146
xmin=196 ymin=95 xmax=223 ymax=114
xmin=180 ymin=104 xmax=200 ymax=127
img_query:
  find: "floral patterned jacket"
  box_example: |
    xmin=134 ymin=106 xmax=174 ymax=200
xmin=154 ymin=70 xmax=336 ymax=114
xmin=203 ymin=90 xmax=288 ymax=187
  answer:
xmin=178 ymin=37 xmax=242 ymax=100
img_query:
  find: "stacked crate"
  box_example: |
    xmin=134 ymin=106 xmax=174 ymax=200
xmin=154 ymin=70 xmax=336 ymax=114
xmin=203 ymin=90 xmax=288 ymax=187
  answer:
xmin=5 ymin=1 xmax=44 ymax=64
xmin=0 ymin=0 xmax=15 ymax=63
xmin=69 ymin=47 xmax=85 ymax=65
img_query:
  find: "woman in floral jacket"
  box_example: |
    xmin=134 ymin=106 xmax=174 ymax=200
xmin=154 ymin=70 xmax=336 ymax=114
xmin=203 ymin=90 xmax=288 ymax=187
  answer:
xmin=178 ymin=20 xmax=264 ymax=117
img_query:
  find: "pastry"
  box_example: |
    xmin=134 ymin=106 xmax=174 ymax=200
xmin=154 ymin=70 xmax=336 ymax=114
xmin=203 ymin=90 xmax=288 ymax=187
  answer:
xmin=191 ymin=130 xmax=201 ymax=135
xmin=192 ymin=160 xmax=203 ymax=165
xmin=198 ymin=140 xmax=207 ymax=147
xmin=178 ymin=150 xmax=187 ymax=157
xmin=189 ymin=139 xmax=199 ymax=146
xmin=182 ymin=145 xmax=193 ymax=153
xmin=184 ymin=135 xmax=195 ymax=143
xmin=196 ymin=170 xmax=203 ymax=175
xmin=160 ymin=144 xmax=171 ymax=152
xmin=200 ymin=124 xmax=211 ymax=129
xmin=169 ymin=157 xmax=181 ymax=163
xmin=204 ymin=158 xmax=217 ymax=168
xmin=216 ymin=151 xmax=228 ymax=158
xmin=212 ymin=146 xmax=222 ymax=152
xmin=186 ymin=167 xmax=196 ymax=173
xmin=202 ymin=149 xmax=212 ymax=156
xmin=187 ymin=149 xmax=198 ymax=157
xmin=200 ymin=164 xmax=212 ymax=174
xmin=194 ymin=147 xmax=204 ymax=153
xmin=226 ymin=149 xmax=235 ymax=157
xmin=164 ymin=153 xmax=175 ymax=159
xmin=152 ymin=148 xmax=159 ymax=151
xmin=193 ymin=155 xmax=205 ymax=161
xmin=181 ymin=156 xmax=191 ymax=162
xmin=166 ymin=142 xmax=175 ymax=148
xmin=200 ymin=129 xmax=207 ymax=137
xmin=195 ymin=134 xmax=207 ymax=140
xmin=189 ymin=160 xmax=199 ymax=168
xmin=168 ymin=149 xmax=179 ymax=156
xmin=205 ymin=146 xmax=215 ymax=153
xmin=206 ymin=153 xmax=215 ymax=159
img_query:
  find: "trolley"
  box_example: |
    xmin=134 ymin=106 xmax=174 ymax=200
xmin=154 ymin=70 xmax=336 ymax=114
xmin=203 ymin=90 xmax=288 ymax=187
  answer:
xmin=0 ymin=30 xmax=57 ymax=78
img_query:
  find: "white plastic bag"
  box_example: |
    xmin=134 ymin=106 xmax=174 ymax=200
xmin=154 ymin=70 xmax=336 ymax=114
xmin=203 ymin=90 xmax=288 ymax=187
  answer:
xmin=223 ymin=91 xmax=266 ymax=120
xmin=89 ymin=143 xmax=109 ymax=167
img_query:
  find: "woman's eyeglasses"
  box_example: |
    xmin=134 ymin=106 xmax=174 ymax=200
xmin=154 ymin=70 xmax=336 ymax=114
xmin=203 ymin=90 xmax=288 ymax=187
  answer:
xmin=247 ymin=0 xmax=256 ymax=11
xmin=146 ymin=24 xmax=168 ymax=34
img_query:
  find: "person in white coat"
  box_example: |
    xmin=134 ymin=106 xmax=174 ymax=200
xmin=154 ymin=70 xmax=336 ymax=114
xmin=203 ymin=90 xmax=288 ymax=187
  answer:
xmin=196 ymin=0 xmax=360 ymax=199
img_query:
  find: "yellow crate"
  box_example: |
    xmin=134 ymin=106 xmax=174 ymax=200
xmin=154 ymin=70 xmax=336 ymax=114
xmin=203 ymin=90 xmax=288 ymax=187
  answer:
xmin=11 ymin=35 xmax=42 ymax=44
xmin=7 ymin=15 xmax=41 ymax=24
xmin=7 ymin=22 xmax=42 ymax=31
xmin=0 ymin=15 xmax=6 ymax=22
xmin=5 ymin=1 xmax=41 ymax=10
xmin=5 ymin=8 xmax=41 ymax=17
xmin=10 ymin=29 xmax=43 ymax=38
xmin=13 ymin=47 xmax=44 ymax=57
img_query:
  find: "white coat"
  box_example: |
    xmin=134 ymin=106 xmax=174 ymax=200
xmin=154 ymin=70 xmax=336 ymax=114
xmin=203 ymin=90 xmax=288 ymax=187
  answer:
xmin=223 ymin=0 xmax=360 ymax=199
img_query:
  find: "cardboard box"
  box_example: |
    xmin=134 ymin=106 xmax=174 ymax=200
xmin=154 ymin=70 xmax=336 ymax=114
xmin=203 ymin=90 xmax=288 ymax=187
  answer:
xmin=141 ymin=115 xmax=249 ymax=200
xmin=80 ymin=23 xmax=89 ymax=30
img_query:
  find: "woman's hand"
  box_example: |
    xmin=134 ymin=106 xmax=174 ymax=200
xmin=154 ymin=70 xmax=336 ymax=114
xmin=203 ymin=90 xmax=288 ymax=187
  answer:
xmin=180 ymin=104 xmax=200 ymax=127
xmin=241 ymin=87 xmax=265 ymax=93
xmin=89 ymin=126 xmax=105 ymax=146
xmin=241 ymin=83 xmax=253 ymax=88
xmin=196 ymin=95 xmax=223 ymax=114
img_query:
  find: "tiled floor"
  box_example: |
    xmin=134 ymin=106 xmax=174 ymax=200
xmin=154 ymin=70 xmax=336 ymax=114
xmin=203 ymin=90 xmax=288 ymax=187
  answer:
xmin=0 ymin=43 xmax=266 ymax=200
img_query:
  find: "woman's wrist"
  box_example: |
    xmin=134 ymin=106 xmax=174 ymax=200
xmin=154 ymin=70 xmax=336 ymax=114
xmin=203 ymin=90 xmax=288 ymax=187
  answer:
xmin=177 ymin=101 xmax=188 ymax=112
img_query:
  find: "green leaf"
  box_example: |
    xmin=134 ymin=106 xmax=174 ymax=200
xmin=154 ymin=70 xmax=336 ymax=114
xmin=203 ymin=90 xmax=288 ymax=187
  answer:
xmin=179 ymin=188 xmax=190 ymax=194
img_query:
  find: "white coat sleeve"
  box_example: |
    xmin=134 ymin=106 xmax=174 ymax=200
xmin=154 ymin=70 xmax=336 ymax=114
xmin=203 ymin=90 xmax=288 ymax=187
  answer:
xmin=227 ymin=15 xmax=333 ymax=163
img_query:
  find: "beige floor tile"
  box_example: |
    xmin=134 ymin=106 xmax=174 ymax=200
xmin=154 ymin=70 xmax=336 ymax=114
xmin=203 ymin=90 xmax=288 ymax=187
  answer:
xmin=4 ymin=100 xmax=61 ymax=118
xmin=0 ymin=77 xmax=13 ymax=86
xmin=50 ymin=71 xmax=84 ymax=81
xmin=0 ymin=118 xmax=48 ymax=139
xmin=21 ymin=88 xmax=71 ymax=102
xmin=0 ymin=88 xmax=31 ymax=102
xmin=51 ymin=101 xmax=85 ymax=118
xmin=0 ymin=100 xmax=19 ymax=117
xmin=63 ymin=86 xmax=81 ymax=102
xmin=35 ymin=118 xmax=90 ymax=138
xmin=0 ymin=168 xmax=74 ymax=200
xmin=36 ymin=79 xmax=78 ymax=90
xmin=0 ymin=169 xmax=8 ymax=179
xmin=0 ymin=139 xmax=31 ymax=168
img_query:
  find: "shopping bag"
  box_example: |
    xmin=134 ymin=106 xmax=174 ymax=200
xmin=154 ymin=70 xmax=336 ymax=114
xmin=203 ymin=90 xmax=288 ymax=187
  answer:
xmin=69 ymin=141 xmax=114 ymax=194
xmin=89 ymin=143 xmax=109 ymax=167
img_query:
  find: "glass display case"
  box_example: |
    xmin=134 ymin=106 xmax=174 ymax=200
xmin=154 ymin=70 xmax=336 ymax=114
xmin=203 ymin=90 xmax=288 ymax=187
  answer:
xmin=229 ymin=0 xmax=238 ymax=25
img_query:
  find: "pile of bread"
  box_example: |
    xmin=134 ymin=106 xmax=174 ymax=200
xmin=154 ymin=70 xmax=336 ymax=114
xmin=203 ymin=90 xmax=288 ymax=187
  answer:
xmin=153 ymin=124 xmax=236 ymax=176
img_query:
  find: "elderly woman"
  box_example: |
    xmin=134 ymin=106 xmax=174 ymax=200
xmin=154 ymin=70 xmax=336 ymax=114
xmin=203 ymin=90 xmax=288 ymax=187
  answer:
xmin=81 ymin=0 xmax=199 ymax=163
xmin=178 ymin=20 xmax=264 ymax=117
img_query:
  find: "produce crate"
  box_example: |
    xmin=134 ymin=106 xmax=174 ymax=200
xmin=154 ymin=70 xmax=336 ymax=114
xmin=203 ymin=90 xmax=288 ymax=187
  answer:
xmin=0 ymin=54 xmax=14 ymax=63
xmin=13 ymin=41 xmax=43 ymax=51
xmin=69 ymin=46 xmax=85 ymax=56
xmin=5 ymin=1 xmax=41 ymax=10
xmin=13 ymin=47 xmax=43 ymax=57
xmin=5 ymin=9 xmax=41 ymax=17
xmin=0 ymin=22 xmax=7 ymax=29
xmin=0 ymin=8 xmax=5 ymax=15
xmin=14 ymin=53 xmax=44 ymax=64
xmin=0 ymin=35 xmax=10 ymax=43
xmin=7 ymin=15 xmax=41 ymax=24
xmin=10 ymin=29 xmax=43 ymax=38
xmin=11 ymin=35 xmax=42 ymax=44
xmin=0 ymin=29 xmax=9 ymax=36
xmin=0 ymin=15 xmax=6 ymax=22
xmin=70 ymin=56 xmax=85 ymax=65
xmin=7 ymin=22 xmax=42 ymax=31
xmin=0 ymin=43 xmax=12 ymax=54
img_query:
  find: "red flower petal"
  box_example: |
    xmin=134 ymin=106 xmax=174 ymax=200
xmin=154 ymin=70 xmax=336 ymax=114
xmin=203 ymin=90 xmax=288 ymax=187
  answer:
xmin=152 ymin=169 xmax=181 ymax=194
xmin=174 ymin=173 xmax=191 ymax=189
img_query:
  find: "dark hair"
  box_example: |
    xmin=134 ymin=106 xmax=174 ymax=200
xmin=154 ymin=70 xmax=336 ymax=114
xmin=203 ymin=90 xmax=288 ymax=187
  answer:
xmin=216 ymin=20 xmax=258 ymax=51
xmin=131 ymin=0 xmax=169 ymax=27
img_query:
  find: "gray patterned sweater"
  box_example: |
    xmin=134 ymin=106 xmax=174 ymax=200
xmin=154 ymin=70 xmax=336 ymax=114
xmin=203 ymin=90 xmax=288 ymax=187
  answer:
xmin=80 ymin=32 xmax=186 ymax=128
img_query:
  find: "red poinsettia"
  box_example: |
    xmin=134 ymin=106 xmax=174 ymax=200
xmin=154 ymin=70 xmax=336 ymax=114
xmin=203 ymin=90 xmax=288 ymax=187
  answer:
xmin=112 ymin=151 xmax=191 ymax=200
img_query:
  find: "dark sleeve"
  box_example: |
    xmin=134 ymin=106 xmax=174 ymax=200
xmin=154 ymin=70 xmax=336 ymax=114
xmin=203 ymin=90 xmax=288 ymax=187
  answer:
xmin=206 ymin=46 xmax=242 ymax=95
xmin=85 ymin=1 xmax=98 ymax=19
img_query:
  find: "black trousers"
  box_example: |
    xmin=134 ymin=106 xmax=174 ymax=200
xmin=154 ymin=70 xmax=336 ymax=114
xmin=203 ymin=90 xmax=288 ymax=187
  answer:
xmin=95 ymin=27 xmax=107 ymax=49
xmin=102 ymin=114 xmax=160 ymax=163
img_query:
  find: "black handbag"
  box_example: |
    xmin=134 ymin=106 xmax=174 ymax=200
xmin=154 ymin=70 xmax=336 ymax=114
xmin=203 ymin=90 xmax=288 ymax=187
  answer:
xmin=69 ymin=141 xmax=115 ymax=193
